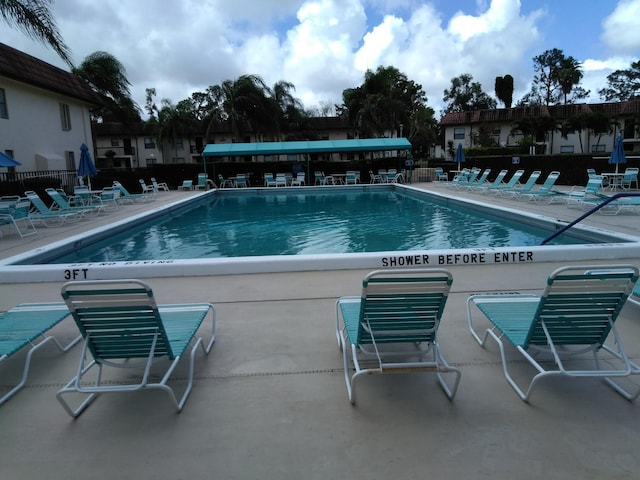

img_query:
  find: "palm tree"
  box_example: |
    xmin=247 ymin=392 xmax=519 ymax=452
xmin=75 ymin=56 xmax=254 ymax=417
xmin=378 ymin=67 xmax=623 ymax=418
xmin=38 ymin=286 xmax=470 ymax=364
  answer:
xmin=217 ymin=75 xmax=273 ymax=141
xmin=554 ymin=57 xmax=583 ymax=105
xmin=0 ymin=0 xmax=72 ymax=66
xmin=156 ymin=99 xmax=195 ymax=162
xmin=72 ymin=51 xmax=140 ymax=122
xmin=270 ymin=80 xmax=303 ymax=139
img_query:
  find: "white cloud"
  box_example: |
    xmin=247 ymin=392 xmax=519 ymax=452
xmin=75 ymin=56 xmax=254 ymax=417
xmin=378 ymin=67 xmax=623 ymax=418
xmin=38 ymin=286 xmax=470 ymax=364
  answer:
xmin=601 ymin=0 xmax=640 ymax=54
xmin=0 ymin=0 xmax=634 ymax=117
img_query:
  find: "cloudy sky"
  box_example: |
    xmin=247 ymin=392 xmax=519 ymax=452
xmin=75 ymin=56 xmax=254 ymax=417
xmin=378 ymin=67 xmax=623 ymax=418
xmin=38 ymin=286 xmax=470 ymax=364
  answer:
xmin=1 ymin=0 xmax=639 ymax=116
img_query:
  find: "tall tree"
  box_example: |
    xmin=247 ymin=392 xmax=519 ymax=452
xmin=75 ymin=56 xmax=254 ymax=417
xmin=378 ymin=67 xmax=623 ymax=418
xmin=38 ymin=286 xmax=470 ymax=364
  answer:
xmin=216 ymin=74 xmax=274 ymax=141
xmin=525 ymin=48 xmax=587 ymax=106
xmin=269 ymin=80 xmax=304 ymax=139
xmin=495 ymin=75 xmax=514 ymax=108
xmin=443 ymin=73 xmax=497 ymax=113
xmin=598 ymin=60 xmax=640 ymax=101
xmin=156 ymin=98 xmax=196 ymax=162
xmin=340 ymin=65 xmax=427 ymax=138
xmin=0 ymin=0 xmax=72 ymax=66
xmin=554 ymin=56 xmax=586 ymax=104
xmin=73 ymin=51 xmax=140 ymax=122
xmin=529 ymin=48 xmax=565 ymax=105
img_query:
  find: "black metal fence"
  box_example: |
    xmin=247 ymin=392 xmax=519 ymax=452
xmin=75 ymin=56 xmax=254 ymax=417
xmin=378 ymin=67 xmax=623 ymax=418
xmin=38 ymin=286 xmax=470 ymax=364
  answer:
xmin=0 ymin=170 xmax=79 ymax=197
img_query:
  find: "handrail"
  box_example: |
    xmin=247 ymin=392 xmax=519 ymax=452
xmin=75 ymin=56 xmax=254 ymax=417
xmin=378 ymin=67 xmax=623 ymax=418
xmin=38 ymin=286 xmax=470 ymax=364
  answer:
xmin=541 ymin=192 xmax=640 ymax=245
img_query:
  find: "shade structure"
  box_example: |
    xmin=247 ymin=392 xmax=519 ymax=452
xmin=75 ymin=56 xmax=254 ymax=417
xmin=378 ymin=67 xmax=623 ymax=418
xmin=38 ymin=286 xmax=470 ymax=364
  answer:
xmin=0 ymin=151 xmax=21 ymax=167
xmin=78 ymin=143 xmax=97 ymax=188
xmin=454 ymin=143 xmax=466 ymax=172
xmin=608 ymin=135 xmax=626 ymax=173
xmin=202 ymin=138 xmax=413 ymax=184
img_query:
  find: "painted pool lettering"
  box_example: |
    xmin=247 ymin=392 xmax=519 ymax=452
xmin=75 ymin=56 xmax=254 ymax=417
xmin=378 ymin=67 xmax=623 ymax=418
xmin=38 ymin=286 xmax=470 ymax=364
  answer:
xmin=381 ymin=250 xmax=534 ymax=266
xmin=494 ymin=251 xmax=534 ymax=263
xmin=64 ymin=268 xmax=89 ymax=280
xmin=382 ymin=254 xmax=430 ymax=267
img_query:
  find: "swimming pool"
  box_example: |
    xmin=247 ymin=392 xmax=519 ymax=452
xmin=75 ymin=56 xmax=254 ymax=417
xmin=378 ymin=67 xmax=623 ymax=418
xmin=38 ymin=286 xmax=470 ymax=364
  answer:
xmin=45 ymin=188 xmax=589 ymax=263
xmin=2 ymin=184 xmax=638 ymax=283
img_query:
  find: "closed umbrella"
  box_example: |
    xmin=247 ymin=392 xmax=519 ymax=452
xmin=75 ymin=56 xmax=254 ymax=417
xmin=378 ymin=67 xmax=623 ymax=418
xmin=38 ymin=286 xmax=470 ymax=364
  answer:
xmin=454 ymin=143 xmax=466 ymax=172
xmin=78 ymin=143 xmax=97 ymax=190
xmin=0 ymin=151 xmax=20 ymax=167
xmin=609 ymin=135 xmax=626 ymax=174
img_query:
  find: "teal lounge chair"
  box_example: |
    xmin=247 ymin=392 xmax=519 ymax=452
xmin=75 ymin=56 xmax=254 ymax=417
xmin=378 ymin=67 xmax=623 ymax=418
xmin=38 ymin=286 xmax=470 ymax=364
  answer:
xmin=264 ymin=173 xmax=276 ymax=187
xmin=217 ymin=174 xmax=234 ymax=188
xmin=275 ymin=173 xmax=288 ymax=187
xmin=151 ymin=177 xmax=169 ymax=192
xmin=565 ymin=175 xmax=607 ymax=208
xmin=517 ymin=171 xmax=561 ymax=202
xmin=434 ymin=167 xmax=449 ymax=182
xmin=619 ymin=167 xmax=638 ymax=191
xmin=345 ymin=171 xmax=357 ymax=184
xmin=453 ymin=167 xmax=480 ymax=189
xmin=46 ymin=188 xmax=103 ymax=216
xmin=335 ymin=268 xmax=462 ymax=405
xmin=139 ymin=178 xmax=156 ymax=194
xmin=579 ymin=194 xmax=640 ymax=216
xmin=467 ymin=264 xmax=640 ymax=402
xmin=0 ymin=197 xmax=37 ymax=238
xmin=113 ymin=181 xmax=153 ymax=202
xmin=487 ymin=169 xmax=525 ymax=195
xmin=24 ymin=190 xmax=82 ymax=226
xmin=0 ymin=302 xmax=81 ymax=405
xmin=195 ymin=173 xmax=209 ymax=190
xmin=57 ymin=279 xmax=216 ymax=417
xmin=499 ymin=170 xmax=541 ymax=197
xmin=177 ymin=179 xmax=194 ymax=191
xmin=291 ymin=172 xmax=306 ymax=186
xmin=96 ymin=187 xmax=121 ymax=212
xmin=464 ymin=168 xmax=492 ymax=190
xmin=235 ymin=174 xmax=249 ymax=187
xmin=473 ymin=169 xmax=509 ymax=193
xmin=444 ymin=168 xmax=470 ymax=188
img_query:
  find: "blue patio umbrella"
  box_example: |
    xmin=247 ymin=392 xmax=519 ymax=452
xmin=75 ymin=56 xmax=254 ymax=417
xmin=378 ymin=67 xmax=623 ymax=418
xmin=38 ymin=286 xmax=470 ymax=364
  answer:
xmin=454 ymin=143 xmax=466 ymax=172
xmin=78 ymin=143 xmax=97 ymax=189
xmin=608 ymin=135 xmax=626 ymax=173
xmin=0 ymin=151 xmax=21 ymax=167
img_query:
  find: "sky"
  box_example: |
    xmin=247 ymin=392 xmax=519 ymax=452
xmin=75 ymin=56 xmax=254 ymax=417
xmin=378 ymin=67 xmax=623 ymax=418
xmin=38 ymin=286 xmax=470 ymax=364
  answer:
xmin=1 ymin=0 xmax=639 ymax=117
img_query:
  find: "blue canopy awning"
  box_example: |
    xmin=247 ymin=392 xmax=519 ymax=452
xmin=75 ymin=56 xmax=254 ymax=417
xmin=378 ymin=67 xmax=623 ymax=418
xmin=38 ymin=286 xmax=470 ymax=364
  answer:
xmin=202 ymin=138 xmax=412 ymax=157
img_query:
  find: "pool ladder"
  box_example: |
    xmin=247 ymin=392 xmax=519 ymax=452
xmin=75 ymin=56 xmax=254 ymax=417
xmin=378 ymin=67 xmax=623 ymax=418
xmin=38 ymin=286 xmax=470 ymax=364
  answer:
xmin=541 ymin=192 xmax=640 ymax=245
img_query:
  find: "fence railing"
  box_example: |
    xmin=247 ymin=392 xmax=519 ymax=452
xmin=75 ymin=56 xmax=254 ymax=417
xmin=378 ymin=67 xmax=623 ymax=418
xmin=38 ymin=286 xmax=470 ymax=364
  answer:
xmin=0 ymin=170 xmax=79 ymax=196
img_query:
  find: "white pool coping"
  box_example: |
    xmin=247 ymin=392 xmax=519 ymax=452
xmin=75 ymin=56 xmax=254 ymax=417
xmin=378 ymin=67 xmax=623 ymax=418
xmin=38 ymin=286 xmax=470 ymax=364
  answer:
xmin=2 ymin=185 xmax=639 ymax=283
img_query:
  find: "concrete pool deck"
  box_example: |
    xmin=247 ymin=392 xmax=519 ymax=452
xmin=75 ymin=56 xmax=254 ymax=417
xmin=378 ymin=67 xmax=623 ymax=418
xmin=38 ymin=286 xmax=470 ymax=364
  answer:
xmin=1 ymin=184 xmax=639 ymax=478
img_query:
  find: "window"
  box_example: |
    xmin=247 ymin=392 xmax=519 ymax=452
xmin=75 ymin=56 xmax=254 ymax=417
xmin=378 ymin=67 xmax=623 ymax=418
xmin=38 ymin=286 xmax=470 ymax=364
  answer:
xmin=591 ymin=144 xmax=606 ymax=152
xmin=560 ymin=145 xmax=574 ymax=153
xmin=111 ymin=138 xmax=120 ymax=147
xmin=0 ymin=88 xmax=8 ymax=119
xmin=60 ymin=103 xmax=71 ymax=130
xmin=454 ymin=127 xmax=465 ymax=139
xmin=147 ymin=156 xmax=157 ymax=165
xmin=65 ymin=150 xmax=75 ymax=170
xmin=174 ymin=138 xmax=183 ymax=149
xmin=144 ymin=137 xmax=156 ymax=149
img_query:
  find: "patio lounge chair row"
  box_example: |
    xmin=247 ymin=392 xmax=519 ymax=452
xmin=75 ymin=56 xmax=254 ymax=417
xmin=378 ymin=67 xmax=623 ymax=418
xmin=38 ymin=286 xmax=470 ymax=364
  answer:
xmin=3 ymin=264 xmax=639 ymax=416
xmin=6 ymin=183 xmax=156 ymax=234
xmin=337 ymin=264 xmax=640 ymax=405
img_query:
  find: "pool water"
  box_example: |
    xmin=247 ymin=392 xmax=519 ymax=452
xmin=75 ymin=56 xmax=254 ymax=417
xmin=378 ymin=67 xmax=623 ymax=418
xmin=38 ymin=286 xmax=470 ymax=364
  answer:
xmin=49 ymin=190 xmax=588 ymax=264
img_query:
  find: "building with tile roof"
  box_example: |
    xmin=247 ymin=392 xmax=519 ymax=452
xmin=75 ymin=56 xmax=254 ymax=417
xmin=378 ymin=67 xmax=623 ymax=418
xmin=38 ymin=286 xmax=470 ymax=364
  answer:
xmin=0 ymin=42 xmax=100 ymax=172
